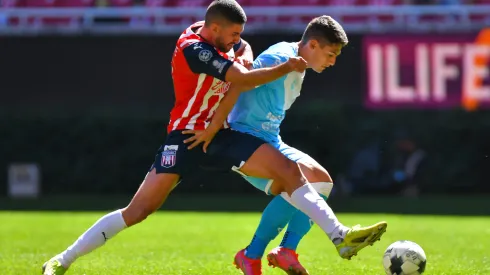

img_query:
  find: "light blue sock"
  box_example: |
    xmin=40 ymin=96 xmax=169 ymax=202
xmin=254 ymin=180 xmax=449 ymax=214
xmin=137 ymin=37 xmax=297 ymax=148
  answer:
xmin=280 ymin=211 xmax=312 ymax=251
xmin=280 ymin=194 xmax=328 ymax=251
xmin=245 ymin=195 xmax=297 ymax=259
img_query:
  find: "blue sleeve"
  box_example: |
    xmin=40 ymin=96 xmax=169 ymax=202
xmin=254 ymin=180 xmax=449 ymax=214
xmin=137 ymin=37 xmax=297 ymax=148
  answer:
xmin=182 ymin=42 xmax=233 ymax=81
xmin=252 ymin=51 xmax=289 ymax=70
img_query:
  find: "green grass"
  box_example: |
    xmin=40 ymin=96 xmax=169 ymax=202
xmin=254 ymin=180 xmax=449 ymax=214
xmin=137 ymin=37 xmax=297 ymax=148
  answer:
xmin=1 ymin=212 xmax=489 ymax=275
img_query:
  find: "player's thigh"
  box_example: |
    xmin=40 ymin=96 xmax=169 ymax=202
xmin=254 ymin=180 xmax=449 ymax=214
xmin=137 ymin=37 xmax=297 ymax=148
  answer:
xmin=298 ymin=159 xmax=334 ymax=198
xmin=207 ymin=129 xmax=303 ymax=193
xmin=269 ymin=143 xmax=333 ymax=196
xmin=298 ymin=159 xmax=332 ymax=183
xmin=240 ymin=143 xmax=313 ymax=195
xmin=277 ymin=142 xmax=332 ymax=183
xmin=239 ymin=143 xmax=302 ymax=191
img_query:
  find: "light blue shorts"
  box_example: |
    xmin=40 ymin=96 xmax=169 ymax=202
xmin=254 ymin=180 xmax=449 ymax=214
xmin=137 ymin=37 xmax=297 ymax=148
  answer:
xmin=233 ymin=142 xmax=311 ymax=195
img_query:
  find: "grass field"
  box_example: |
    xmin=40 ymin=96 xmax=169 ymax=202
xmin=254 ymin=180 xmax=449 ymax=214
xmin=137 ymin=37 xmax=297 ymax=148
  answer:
xmin=1 ymin=212 xmax=489 ymax=275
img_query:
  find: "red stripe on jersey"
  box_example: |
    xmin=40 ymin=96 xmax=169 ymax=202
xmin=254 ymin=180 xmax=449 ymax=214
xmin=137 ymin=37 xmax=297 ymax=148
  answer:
xmin=174 ymin=75 xmax=214 ymax=131
xmin=193 ymin=93 xmax=224 ymax=130
xmin=193 ymin=78 xmax=231 ymax=129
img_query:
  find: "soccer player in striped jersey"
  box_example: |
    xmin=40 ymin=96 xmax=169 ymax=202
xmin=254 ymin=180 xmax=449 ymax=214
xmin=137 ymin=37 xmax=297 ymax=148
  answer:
xmin=42 ymin=1 xmax=307 ymax=274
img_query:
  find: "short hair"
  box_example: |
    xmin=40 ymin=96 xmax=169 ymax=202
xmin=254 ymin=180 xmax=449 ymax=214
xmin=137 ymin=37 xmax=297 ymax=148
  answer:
xmin=301 ymin=15 xmax=348 ymax=47
xmin=205 ymin=0 xmax=247 ymax=26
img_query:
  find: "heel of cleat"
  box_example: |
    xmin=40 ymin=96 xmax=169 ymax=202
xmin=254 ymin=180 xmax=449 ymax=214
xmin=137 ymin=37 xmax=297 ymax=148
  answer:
xmin=266 ymin=254 xmax=276 ymax=268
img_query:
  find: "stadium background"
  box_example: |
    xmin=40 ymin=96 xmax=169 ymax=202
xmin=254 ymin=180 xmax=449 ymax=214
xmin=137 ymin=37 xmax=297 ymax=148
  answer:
xmin=1 ymin=0 xmax=490 ymax=215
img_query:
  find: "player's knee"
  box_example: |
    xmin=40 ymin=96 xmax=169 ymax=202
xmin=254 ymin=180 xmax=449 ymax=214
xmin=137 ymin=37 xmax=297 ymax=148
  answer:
xmin=313 ymin=168 xmax=333 ymax=184
xmin=299 ymin=161 xmax=333 ymax=183
xmin=122 ymin=205 xmax=154 ymax=226
xmin=275 ymin=160 xmax=305 ymax=191
xmin=311 ymin=181 xmax=334 ymax=199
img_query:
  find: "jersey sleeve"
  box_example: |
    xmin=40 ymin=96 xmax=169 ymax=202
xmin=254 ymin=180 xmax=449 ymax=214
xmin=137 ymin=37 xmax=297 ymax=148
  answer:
xmin=182 ymin=42 xmax=233 ymax=81
xmin=252 ymin=51 xmax=289 ymax=70
xmin=251 ymin=51 xmax=290 ymax=89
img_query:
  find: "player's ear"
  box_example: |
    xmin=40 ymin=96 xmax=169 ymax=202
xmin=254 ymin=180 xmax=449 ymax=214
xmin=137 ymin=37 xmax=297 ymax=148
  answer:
xmin=309 ymin=39 xmax=319 ymax=50
xmin=210 ymin=22 xmax=220 ymax=34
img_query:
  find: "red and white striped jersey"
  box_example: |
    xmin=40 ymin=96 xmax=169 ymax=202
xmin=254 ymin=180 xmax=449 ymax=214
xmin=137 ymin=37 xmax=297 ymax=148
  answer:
xmin=167 ymin=21 xmax=236 ymax=133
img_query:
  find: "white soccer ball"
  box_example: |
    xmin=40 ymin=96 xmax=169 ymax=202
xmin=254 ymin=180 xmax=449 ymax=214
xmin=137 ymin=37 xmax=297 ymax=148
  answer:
xmin=383 ymin=240 xmax=427 ymax=275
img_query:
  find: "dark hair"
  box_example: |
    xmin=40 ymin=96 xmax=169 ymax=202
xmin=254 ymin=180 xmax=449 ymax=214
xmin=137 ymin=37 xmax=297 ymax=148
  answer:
xmin=205 ymin=0 xmax=247 ymax=26
xmin=301 ymin=15 xmax=348 ymax=47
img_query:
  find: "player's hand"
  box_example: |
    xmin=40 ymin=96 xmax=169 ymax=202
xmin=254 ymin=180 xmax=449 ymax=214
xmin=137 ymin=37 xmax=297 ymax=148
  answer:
xmin=286 ymin=56 xmax=307 ymax=72
xmin=236 ymin=56 xmax=253 ymax=70
xmin=182 ymin=129 xmax=218 ymax=153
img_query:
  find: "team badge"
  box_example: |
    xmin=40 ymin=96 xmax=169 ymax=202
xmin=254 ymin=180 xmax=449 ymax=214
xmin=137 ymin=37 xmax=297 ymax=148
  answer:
xmin=212 ymin=59 xmax=227 ymax=73
xmin=161 ymin=145 xmax=179 ymax=168
xmin=199 ymin=49 xmax=213 ymax=62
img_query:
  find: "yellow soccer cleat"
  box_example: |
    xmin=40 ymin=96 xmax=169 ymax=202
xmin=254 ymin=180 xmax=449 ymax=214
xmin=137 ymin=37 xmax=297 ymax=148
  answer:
xmin=335 ymin=221 xmax=388 ymax=260
xmin=42 ymin=258 xmax=67 ymax=275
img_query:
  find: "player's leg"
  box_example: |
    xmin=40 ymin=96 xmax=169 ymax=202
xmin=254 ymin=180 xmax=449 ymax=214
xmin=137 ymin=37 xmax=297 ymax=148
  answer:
xmin=277 ymin=152 xmax=334 ymax=251
xmin=233 ymin=177 xmax=298 ymax=274
xmin=42 ymin=132 xmax=197 ymax=275
xmin=235 ymin=145 xmax=331 ymax=274
xmin=277 ymin=159 xmax=387 ymax=261
xmin=266 ymin=152 xmax=334 ymax=275
xmin=224 ymin=134 xmax=386 ymax=260
xmin=236 ymin=142 xmax=353 ymax=247
xmin=42 ymin=171 xmax=180 ymax=275
xmin=276 ymin=153 xmax=387 ymax=260
xmin=235 ymin=148 xmax=323 ymax=260
xmin=233 ymin=156 xmax=333 ymax=275
xmin=244 ymin=189 xmax=297 ymax=259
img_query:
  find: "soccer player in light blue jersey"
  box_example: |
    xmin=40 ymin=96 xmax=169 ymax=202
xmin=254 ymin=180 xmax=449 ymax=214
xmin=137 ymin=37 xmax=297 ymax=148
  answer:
xmin=184 ymin=15 xmax=387 ymax=275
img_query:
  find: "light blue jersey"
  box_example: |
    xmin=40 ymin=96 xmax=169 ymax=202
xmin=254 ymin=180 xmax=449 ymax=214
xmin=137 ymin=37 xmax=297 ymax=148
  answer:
xmin=228 ymin=42 xmax=305 ymax=145
xmin=228 ymin=42 xmax=313 ymax=195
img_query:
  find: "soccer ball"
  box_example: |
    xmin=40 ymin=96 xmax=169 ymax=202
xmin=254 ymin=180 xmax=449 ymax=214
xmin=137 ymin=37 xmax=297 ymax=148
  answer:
xmin=383 ymin=240 xmax=427 ymax=275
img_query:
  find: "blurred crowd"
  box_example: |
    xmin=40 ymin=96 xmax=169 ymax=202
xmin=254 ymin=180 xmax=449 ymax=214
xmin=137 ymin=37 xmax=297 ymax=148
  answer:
xmin=96 ymin=0 xmax=490 ymax=7
xmin=336 ymin=130 xmax=428 ymax=198
xmin=1 ymin=0 xmax=489 ymax=8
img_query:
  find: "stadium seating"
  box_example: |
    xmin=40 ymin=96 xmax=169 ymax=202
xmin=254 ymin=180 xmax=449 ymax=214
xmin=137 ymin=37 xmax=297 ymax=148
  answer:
xmin=60 ymin=0 xmax=95 ymax=7
xmin=1 ymin=0 xmax=490 ymax=7
xmin=0 ymin=0 xmax=488 ymax=31
xmin=240 ymin=0 xmax=284 ymax=6
xmin=25 ymin=0 xmax=57 ymax=7
xmin=109 ymin=0 xmax=133 ymax=7
xmin=176 ymin=0 xmax=212 ymax=6
xmin=1 ymin=0 xmax=26 ymax=7
xmin=283 ymin=0 xmax=327 ymax=5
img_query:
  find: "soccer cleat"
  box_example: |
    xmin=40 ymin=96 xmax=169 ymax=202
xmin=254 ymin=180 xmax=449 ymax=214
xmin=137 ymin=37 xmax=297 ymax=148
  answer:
xmin=266 ymin=247 xmax=309 ymax=275
xmin=233 ymin=249 xmax=262 ymax=275
xmin=41 ymin=258 xmax=67 ymax=275
xmin=335 ymin=221 xmax=388 ymax=260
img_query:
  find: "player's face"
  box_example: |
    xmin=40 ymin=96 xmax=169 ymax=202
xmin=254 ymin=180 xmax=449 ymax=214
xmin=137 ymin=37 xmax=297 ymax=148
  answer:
xmin=308 ymin=41 xmax=342 ymax=73
xmin=215 ymin=22 xmax=244 ymax=53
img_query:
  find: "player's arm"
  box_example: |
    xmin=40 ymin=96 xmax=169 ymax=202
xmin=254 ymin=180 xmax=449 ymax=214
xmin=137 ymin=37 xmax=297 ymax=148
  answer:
xmin=197 ymin=51 xmax=294 ymax=143
xmin=207 ymin=84 xmax=251 ymax=133
xmin=225 ymin=57 xmax=304 ymax=87
xmin=202 ymin=49 xmax=284 ymax=131
xmin=183 ymin=42 xmax=305 ymax=88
